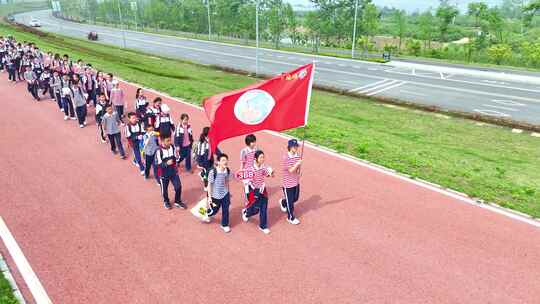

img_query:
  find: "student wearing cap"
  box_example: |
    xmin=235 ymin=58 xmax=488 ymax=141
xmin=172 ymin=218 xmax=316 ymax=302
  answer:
xmin=279 ymin=139 xmax=303 ymax=225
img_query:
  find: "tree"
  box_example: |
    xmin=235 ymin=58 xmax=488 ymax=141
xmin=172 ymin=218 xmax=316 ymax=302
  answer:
xmin=284 ymin=3 xmax=299 ymax=45
xmin=521 ymin=40 xmax=540 ymax=66
xmin=304 ymin=10 xmax=322 ymax=52
xmin=485 ymin=8 xmax=506 ymax=43
xmin=487 ymin=44 xmax=512 ymax=64
xmin=393 ymin=9 xmax=407 ymax=52
xmin=467 ymin=2 xmax=488 ymax=27
xmin=524 ymin=0 xmax=540 ymax=25
xmin=418 ymin=10 xmax=435 ymax=49
xmin=436 ymin=0 xmax=459 ymax=42
xmin=361 ymin=2 xmax=379 ymax=52
xmin=406 ymin=39 xmax=422 ymax=56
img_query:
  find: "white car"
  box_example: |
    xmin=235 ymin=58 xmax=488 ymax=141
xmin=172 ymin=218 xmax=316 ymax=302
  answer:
xmin=29 ymin=19 xmax=41 ymax=27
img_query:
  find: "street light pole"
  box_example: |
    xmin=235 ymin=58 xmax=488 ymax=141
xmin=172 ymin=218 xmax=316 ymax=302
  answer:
xmin=117 ymin=0 xmax=127 ymax=48
xmin=255 ymin=0 xmax=260 ymax=76
xmin=351 ymin=0 xmax=359 ymax=58
xmin=206 ymin=0 xmax=211 ymax=40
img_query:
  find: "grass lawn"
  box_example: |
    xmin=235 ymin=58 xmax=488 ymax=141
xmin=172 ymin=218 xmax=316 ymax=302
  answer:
xmin=1 ymin=22 xmax=539 ymax=219
xmin=0 ymin=272 xmax=18 ymax=304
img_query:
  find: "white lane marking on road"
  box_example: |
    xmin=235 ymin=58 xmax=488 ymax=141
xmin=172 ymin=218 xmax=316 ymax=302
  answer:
xmin=349 ymin=79 xmax=389 ymax=93
xmin=384 ymin=68 xmax=540 ymax=94
xmin=483 ymin=80 xmax=507 ymax=85
xmin=358 ymin=80 xmax=398 ymax=94
xmin=491 ymin=99 xmax=526 ymax=107
xmin=0 ymin=217 xmax=52 ymax=304
xmin=474 ymin=109 xmax=511 ymax=117
xmin=120 ymin=79 xmax=540 ymax=229
xmin=482 ymin=104 xmax=519 ymax=112
xmin=338 ymin=63 xmax=347 ymax=67
xmin=38 ymin=19 xmax=540 ymax=104
xmin=440 ymin=72 xmax=445 ymax=79
xmin=400 ymin=90 xmax=427 ymax=97
xmin=366 ymin=81 xmax=407 ymax=96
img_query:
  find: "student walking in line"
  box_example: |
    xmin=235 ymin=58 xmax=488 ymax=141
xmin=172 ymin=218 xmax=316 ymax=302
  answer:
xmin=83 ymin=67 xmax=96 ymax=106
xmin=156 ymin=135 xmax=186 ymax=210
xmin=101 ymin=105 xmax=126 ymax=159
xmin=96 ymin=71 xmax=108 ymax=101
xmin=205 ymin=153 xmax=232 ymax=233
xmin=239 ymin=134 xmax=260 ymax=198
xmin=38 ymin=68 xmax=51 ymax=98
xmin=110 ymin=80 xmax=125 ymax=121
xmin=240 ymin=134 xmax=259 ymax=170
xmin=279 ymin=139 xmax=303 ymax=225
xmin=194 ymin=127 xmax=214 ymax=191
xmin=95 ymin=94 xmax=109 ymax=143
xmin=135 ymin=88 xmax=148 ymax=119
xmin=5 ymin=52 xmax=17 ymax=82
xmin=61 ymin=74 xmax=76 ymax=120
xmin=125 ymin=112 xmax=146 ymax=175
xmin=105 ymin=73 xmax=114 ymax=99
xmin=242 ymin=150 xmax=274 ymax=235
xmin=143 ymin=124 xmax=160 ymax=185
xmin=23 ymin=66 xmax=40 ymax=101
xmin=144 ymin=97 xmax=162 ymax=129
xmin=50 ymin=70 xmax=63 ymax=110
xmin=71 ymin=78 xmax=88 ymax=128
xmin=174 ymin=113 xmax=193 ymax=172
xmin=155 ymin=103 xmax=174 ymax=138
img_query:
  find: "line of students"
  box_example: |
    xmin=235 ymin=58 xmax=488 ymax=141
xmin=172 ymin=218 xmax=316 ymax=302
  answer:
xmin=1 ymin=35 xmax=304 ymax=235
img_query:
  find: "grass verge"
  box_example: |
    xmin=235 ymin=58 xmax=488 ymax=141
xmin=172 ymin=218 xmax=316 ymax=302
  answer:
xmin=0 ymin=271 xmax=18 ymax=304
xmin=1 ymin=21 xmax=539 ymax=219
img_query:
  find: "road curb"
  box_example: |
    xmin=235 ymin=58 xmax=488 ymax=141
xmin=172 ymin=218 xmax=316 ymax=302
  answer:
xmin=0 ymin=253 xmax=27 ymax=304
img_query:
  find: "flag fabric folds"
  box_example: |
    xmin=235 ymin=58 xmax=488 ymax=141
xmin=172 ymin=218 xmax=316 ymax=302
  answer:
xmin=203 ymin=63 xmax=314 ymax=153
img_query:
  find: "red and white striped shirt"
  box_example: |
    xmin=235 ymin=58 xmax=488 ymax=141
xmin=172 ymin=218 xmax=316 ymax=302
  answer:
xmin=240 ymin=147 xmax=258 ymax=170
xmin=249 ymin=164 xmax=270 ymax=190
xmin=282 ymin=152 xmax=301 ymax=188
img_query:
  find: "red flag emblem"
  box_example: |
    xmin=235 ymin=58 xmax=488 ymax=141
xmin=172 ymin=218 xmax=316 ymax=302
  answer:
xmin=204 ymin=63 xmax=314 ymax=153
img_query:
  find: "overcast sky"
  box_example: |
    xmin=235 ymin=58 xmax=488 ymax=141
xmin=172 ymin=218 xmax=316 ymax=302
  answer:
xmin=287 ymin=0 xmax=503 ymax=12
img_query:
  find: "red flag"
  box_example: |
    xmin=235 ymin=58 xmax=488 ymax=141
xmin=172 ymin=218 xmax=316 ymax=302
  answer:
xmin=204 ymin=63 xmax=314 ymax=153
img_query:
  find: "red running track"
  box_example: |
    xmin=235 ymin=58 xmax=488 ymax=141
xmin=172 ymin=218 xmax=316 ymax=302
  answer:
xmin=0 ymin=76 xmax=539 ymax=304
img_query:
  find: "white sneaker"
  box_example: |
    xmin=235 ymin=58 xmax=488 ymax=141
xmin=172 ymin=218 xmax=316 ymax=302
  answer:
xmin=70 ymin=117 xmax=77 ymax=120
xmin=60 ymin=108 xmax=64 ymax=112
xmin=279 ymin=199 xmax=287 ymax=213
xmin=203 ymin=187 xmax=208 ymax=192
xmin=100 ymin=138 xmax=106 ymax=143
xmin=64 ymin=115 xmax=68 ymax=120
xmin=79 ymin=124 xmax=84 ymax=128
xmin=140 ymin=171 xmax=145 ymax=176
xmin=242 ymin=209 xmax=248 ymax=222
xmin=83 ymin=121 xmax=87 ymax=126
xmin=221 ymin=226 xmax=231 ymax=233
xmin=287 ymin=218 xmax=300 ymax=225
xmin=259 ymin=227 xmax=270 ymax=234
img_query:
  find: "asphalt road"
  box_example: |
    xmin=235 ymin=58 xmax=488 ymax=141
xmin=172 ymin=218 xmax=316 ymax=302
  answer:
xmin=15 ymin=10 xmax=540 ymax=125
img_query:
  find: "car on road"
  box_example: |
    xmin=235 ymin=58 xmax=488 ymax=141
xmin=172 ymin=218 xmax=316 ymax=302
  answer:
xmin=29 ymin=19 xmax=41 ymax=27
xmin=87 ymin=31 xmax=99 ymax=41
